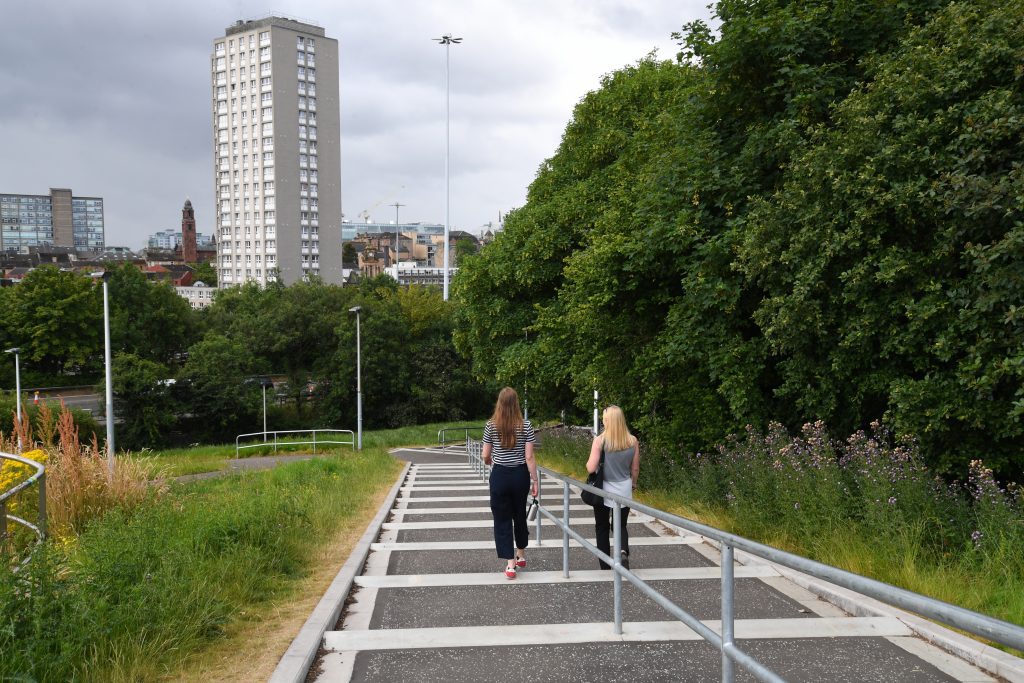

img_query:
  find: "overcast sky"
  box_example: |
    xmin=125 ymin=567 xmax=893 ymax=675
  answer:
xmin=0 ymin=0 xmax=713 ymax=249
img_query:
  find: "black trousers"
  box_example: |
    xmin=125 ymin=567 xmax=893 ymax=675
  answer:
xmin=489 ymin=464 xmax=530 ymax=560
xmin=594 ymin=504 xmax=630 ymax=570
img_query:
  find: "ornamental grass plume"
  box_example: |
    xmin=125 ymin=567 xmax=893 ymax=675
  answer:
xmin=44 ymin=405 xmax=168 ymax=539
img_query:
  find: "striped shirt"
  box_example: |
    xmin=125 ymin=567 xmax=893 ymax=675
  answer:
xmin=482 ymin=419 xmax=535 ymax=467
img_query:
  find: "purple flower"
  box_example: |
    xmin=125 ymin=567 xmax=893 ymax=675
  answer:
xmin=888 ymin=496 xmax=897 ymax=505
xmin=971 ymin=530 xmax=983 ymax=548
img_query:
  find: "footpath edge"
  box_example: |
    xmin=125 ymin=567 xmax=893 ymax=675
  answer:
xmin=268 ymin=460 xmax=412 ymax=683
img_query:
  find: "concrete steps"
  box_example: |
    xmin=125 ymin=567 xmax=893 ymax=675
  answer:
xmin=306 ymin=453 xmax=1000 ymax=682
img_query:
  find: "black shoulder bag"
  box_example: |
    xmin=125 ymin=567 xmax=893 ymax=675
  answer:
xmin=580 ymin=442 xmax=605 ymax=506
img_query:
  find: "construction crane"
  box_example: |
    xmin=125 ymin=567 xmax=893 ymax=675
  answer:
xmin=356 ymin=184 xmax=406 ymax=224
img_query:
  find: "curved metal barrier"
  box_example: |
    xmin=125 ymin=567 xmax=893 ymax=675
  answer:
xmin=466 ymin=436 xmax=1024 ymax=682
xmin=436 ymin=425 xmax=483 ymax=458
xmin=235 ymin=429 xmax=355 ymax=458
xmin=0 ymin=450 xmax=47 ymax=564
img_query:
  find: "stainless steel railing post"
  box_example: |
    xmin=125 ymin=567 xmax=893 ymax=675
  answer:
xmin=722 ymin=543 xmax=736 ymax=683
xmin=613 ymin=499 xmax=623 ymax=635
xmin=562 ymin=481 xmax=570 ymax=579
xmin=535 ymin=471 xmax=543 ymax=545
xmin=37 ymin=470 xmax=46 ymax=539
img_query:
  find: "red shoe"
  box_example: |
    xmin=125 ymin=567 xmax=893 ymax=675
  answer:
xmin=515 ymin=557 xmax=527 ymax=569
xmin=504 ymin=565 xmax=517 ymax=579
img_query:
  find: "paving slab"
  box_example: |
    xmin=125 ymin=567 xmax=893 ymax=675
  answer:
xmin=385 ymin=544 xmax=714 ymax=575
xmin=347 ymin=637 xmax=957 ymax=683
xmin=365 ymin=578 xmax=813 ymax=629
xmin=394 ymin=521 xmax=659 ymax=543
xmin=401 ymin=498 xmax=493 ymax=509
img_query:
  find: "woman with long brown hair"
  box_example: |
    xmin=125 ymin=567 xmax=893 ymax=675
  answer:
xmin=586 ymin=405 xmax=640 ymax=569
xmin=482 ymin=387 xmax=538 ymax=579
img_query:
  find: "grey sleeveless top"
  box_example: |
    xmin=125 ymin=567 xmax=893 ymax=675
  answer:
xmin=602 ymin=439 xmax=636 ymax=483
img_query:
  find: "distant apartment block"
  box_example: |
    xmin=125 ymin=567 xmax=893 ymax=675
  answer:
xmin=148 ymin=229 xmax=213 ymax=249
xmin=176 ymin=282 xmax=217 ymax=309
xmin=212 ymin=16 xmax=342 ymax=287
xmin=0 ymin=189 xmax=103 ymax=252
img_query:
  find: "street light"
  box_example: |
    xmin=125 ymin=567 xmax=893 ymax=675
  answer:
xmin=433 ymin=33 xmax=462 ymax=301
xmin=4 ymin=347 xmax=22 ymax=453
xmin=91 ymin=271 xmax=115 ymax=476
xmin=260 ymin=376 xmax=274 ymax=441
xmin=391 ymin=201 xmax=404 ymax=283
xmin=348 ymin=306 xmax=363 ymax=450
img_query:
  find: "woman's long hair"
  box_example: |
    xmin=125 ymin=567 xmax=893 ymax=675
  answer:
xmin=491 ymin=387 xmax=524 ymax=449
xmin=601 ymin=405 xmax=634 ymax=452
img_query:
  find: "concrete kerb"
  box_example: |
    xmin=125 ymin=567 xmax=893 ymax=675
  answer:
xmin=269 ymin=460 xmax=412 ymax=683
xmin=654 ymin=514 xmax=1024 ymax=683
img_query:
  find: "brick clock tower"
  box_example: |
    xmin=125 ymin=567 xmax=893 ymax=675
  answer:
xmin=181 ymin=198 xmax=197 ymax=263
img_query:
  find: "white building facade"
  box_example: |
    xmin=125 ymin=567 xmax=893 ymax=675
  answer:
xmin=211 ymin=17 xmax=342 ymax=287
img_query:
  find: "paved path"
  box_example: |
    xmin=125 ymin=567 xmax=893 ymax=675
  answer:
xmin=300 ymin=447 xmax=1009 ymax=682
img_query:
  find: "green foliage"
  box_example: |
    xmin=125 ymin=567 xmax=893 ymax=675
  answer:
xmin=454 ymin=0 xmax=1024 ymax=477
xmin=109 ymin=263 xmax=195 ymax=365
xmin=543 ymin=427 xmax=1024 ymax=626
xmin=191 ymin=261 xmax=218 ymax=287
xmin=0 ymin=397 xmax=100 ymax=445
xmin=738 ymin=0 xmax=1024 ymax=474
xmin=108 ymin=353 xmax=176 ymax=451
xmin=3 ymin=267 xmax=102 ymax=376
xmin=177 ymin=334 xmax=260 ymax=442
xmin=0 ymin=452 xmax=401 ymax=681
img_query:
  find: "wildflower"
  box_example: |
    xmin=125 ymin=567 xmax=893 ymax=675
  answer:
xmin=888 ymin=496 xmax=897 ymax=505
xmin=971 ymin=530 xmax=983 ymax=548
xmin=793 ymin=502 xmax=800 ymax=510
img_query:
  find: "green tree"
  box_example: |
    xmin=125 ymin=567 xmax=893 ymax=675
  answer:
xmin=737 ymin=0 xmax=1024 ymax=475
xmin=191 ymin=261 xmax=218 ymax=287
xmin=108 ymin=264 xmax=195 ymax=365
xmin=4 ymin=267 xmax=102 ymax=377
xmin=178 ymin=334 xmax=260 ymax=442
xmin=108 ymin=353 xmax=176 ymax=450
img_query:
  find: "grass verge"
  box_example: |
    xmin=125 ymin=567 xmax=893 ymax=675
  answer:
xmin=0 ymin=445 xmax=403 ymax=681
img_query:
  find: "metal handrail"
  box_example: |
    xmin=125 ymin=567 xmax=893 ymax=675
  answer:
xmin=436 ymin=425 xmax=483 ymax=457
xmin=235 ymin=429 xmax=355 ymax=458
xmin=0 ymin=451 xmax=47 ymax=562
xmin=466 ymin=436 xmax=1024 ymax=682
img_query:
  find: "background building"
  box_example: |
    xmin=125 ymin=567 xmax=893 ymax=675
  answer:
xmin=0 ymin=188 xmax=103 ymax=252
xmin=147 ymin=229 xmax=214 ymax=250
xmin=212 ymin=16 xmax=342 ymax=287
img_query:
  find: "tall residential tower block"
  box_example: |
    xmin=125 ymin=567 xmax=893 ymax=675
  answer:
xmin=212 ymin=16 xmax=342 ymax=286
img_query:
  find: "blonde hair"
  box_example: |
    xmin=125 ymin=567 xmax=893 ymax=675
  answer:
xmin=601 ymin=405 xmax=634 ymax=452
xmin=491 ymin=387 xmax=524 ymax=449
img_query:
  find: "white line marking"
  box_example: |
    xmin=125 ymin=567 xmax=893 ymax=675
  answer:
xmin=354 ymin=566 xmax=779 ymax=588
xmin=371 ymin=536 xmax=705 ymax=551
xmin=323 ymin=617 xmax=910 ymax=651
xmin=382 ymin=519 xmax=657 ymax=530
xmin=391 ymin=505 xmax=596 ymax=516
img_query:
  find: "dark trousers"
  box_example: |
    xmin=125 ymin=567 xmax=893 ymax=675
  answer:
xmin=489 ymin=464 xmax=530 ymax=560
xmin=594 ymin=504 xmax=630 ymax=570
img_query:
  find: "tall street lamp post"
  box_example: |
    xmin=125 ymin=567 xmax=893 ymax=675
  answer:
xmin=348 ymin=306 xmax=363 ymax=450
xmin=391 ymin=201 xmax=404 ymax=283
xmin=260 ymin=377 xmax=273 ymax=441
xmin=434 ymin=33 xmax=462 ymax=301
xmin=92 ymin=271 xmax=115 ymax=477
xmin=4 ymin=347 xmax=22 ymax=453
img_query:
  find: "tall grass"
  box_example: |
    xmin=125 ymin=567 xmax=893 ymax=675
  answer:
xmin=538 ymin=422 xmax=1024 ymax=630
xmin=0 ymin=449 xmax=401 ymax=681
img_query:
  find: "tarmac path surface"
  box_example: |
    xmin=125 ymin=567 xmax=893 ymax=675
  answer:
xmin=299 ymin=446 xmax=1009 ymax=682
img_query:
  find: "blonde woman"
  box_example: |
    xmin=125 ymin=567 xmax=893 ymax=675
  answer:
xmin=482 ymin=387 xmax=539 ymax=579
xmin=586 ymin=405 xmax=640 ymax=569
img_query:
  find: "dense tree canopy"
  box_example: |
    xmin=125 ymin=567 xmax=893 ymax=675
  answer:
xmin=453 ymin=0 xmax=1024 ymax=477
